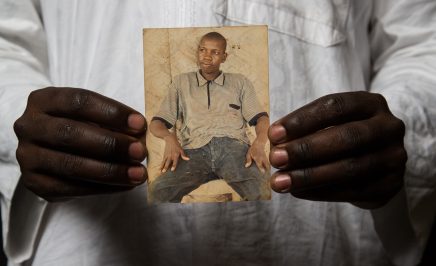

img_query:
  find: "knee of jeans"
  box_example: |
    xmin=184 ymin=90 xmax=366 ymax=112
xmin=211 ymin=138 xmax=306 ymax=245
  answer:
xmin=148 ymin=178 xmax=170 ymax=200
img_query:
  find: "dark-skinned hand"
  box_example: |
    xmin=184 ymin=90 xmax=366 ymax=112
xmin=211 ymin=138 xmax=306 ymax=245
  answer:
xmin=14 ymin=87 xmax=148 ymax=201
xmin=245 ymin=139 xmax=270 ymax=174
xmin=160 ymin=133 xmax=189 ymax=173
xmin=268 ymin=92 xmax=407 ymax=209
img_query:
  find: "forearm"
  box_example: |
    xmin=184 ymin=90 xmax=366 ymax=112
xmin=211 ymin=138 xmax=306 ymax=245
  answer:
xmin=149 ymin=119 xmax=173 ymax=140
xmin=253 ymin=115 xmax=269 ymax=145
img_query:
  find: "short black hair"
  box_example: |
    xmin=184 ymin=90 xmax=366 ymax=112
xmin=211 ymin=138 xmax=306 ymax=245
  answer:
xmin=200 ymin=32 xmax=227 ymax=51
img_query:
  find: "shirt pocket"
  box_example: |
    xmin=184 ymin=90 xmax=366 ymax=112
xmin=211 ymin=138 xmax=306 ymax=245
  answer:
xmin=215 ymin=0 xmax=349 ymax=47
xmin=227 ymin=103 xmax=244 ymax=128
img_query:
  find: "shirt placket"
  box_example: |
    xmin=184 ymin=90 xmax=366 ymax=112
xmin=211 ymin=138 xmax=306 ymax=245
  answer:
xmin=207 ymin=81 xmax=212 ymax=109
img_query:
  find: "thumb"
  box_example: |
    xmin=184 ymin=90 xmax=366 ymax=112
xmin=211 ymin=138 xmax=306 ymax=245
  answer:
xmin=180 ymin=150 xmax=190 ymax=161
xmin=245 ymin=152 xmax=252 ymax=168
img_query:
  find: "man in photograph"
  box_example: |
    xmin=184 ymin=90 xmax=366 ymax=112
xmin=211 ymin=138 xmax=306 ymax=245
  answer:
xmin=148 ymin=32 xmax=270 ymax=203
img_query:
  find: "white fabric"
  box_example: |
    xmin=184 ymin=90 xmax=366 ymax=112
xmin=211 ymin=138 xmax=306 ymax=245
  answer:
xmin=0 ymin=0 xmax=435 ymax=265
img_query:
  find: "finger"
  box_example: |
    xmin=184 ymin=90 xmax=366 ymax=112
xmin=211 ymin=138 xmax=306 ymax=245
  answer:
xmin=17 ymin=143 xmax=147 ymax=186
xmin=28 ymin=88 xmax=146 ymax=135
xmin=245 ymin=150 xmax=253 ymax=168
xmin=270 ymin=144 xmax=407 ymax=193
xmin=14 ymin=113 xmax=146 ymax=162
xmin=268 ymin=92 xmax=389 ymax=144
xmin=162 ymin=156 xmax=172 ymax=173
xmin=171 ymin=155 xmax=180 ymax=171
xmin=160 ymin=157 xmax=166 ymax=172
xmin=253 ymin=157 xmax=265 ymax=173
xmin=269 ymin=115 xmax=405 ymax=170
xmin=21 ymin=172 xmax=135 ymax=201
xmin=180 ymin=150 xmax=190 ymax=161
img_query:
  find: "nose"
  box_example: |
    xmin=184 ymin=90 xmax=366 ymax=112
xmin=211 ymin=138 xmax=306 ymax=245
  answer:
xmin=203 ymin=52 xmax=212 ymax=60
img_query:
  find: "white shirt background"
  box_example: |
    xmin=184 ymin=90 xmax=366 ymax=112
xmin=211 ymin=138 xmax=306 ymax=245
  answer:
xmin=1 ymin=0 xmax=435 ymax=265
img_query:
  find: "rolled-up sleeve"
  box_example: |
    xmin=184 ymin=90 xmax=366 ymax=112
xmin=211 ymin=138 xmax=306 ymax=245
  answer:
xmin=369 ymin=0 xmax=436 ymax=265
xmin=0 ymin=0 xmax=51 ymax=263
xmin=152 ymin=80 xmax=179 ymax=129
xmin=240 ymin=76 xmax=267 ymax=126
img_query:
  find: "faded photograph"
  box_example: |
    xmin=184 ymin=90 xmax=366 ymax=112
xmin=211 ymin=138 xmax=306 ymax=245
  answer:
xmin=144 ymin=26 xmax=270 ymax=203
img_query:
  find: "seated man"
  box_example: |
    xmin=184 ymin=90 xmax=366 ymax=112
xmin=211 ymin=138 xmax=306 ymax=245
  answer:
xmin=149 ymin=32 xmax=270 ymax=203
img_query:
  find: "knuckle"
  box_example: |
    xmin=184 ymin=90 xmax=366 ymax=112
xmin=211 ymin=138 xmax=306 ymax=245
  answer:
xmin=392 ymin=117 xmax=406 ymax=136
xmin=15 ymin=144 xmax=26 ymax=165
xmin=70 ymin=89 xmax=91 ymax=112
xmin=291 ymin=141 xmax=313 ymax=163
xmin=28 ymin=89 xmax=41 ymax=102
xmin=386 ymin=146 xmax=407 ymax=172
xmin=400 ymin=148 xmax=408 ymax=165
xmin=395 ymin=146 xmax=408 ymax=168
xmin=60 ymin=154 xmax=83 ymax=175
xmin=100 ymin=101 xmax=120 ymax=119
xmin=39 ymin=150 xmax=56 ymax=172
xmin=320 ymin=94 xmax=346 ymax=115
xmin=13 ymin=116 xmax=27 ymax=137
xmin=338 ymin=126 xmax=362 ymax=148
xmin=28 ymin=87 xmax=53 ymax=105
xmin=101 ymin=163 xmax=117 ymax=178
xmin=343 ymin=158 xmax=362 ymax=178
xmin=21 ymin=173 xmax=38 ymax=191
xmin=286 ymin=113 xmax=307 ymax=129
xmin=56 ymin=122 xmax=84 ymax=145
xmin=102 ymin=135 xmax=118 ymax=154
xmin=372 ymin=93 xmax=388 ymax=109
xmin=296 ymin=168 xmax=314 ymax=187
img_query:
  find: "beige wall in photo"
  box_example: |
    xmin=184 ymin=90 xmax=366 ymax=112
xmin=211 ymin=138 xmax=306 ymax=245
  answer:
xmin=143 ymin=26 xmax=269 ymax=203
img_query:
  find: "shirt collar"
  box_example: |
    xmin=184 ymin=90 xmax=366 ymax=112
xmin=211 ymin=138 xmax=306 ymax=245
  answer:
xmin=196 ymin=70 xmax=225 ymax=86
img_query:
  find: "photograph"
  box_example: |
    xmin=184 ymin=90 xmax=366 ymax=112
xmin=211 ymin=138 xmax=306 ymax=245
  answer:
xmin=144 ymin=26 xmax=271 ymax=204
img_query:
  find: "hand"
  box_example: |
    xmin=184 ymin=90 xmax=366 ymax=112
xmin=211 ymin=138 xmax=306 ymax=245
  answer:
xmin=268 ymin=92 xmax=407 ymax=209
xmin=245 ymin=139 xmax=269 ymax=173
xmin=14 ymin=87 xmax=148 ymax=201
xmin=160 ymin=133 xmax=189 ymax=172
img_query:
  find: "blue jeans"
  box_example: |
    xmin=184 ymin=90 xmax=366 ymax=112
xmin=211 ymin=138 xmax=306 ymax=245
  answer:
xmin=149 ymin=137 xmax=271 ymax=203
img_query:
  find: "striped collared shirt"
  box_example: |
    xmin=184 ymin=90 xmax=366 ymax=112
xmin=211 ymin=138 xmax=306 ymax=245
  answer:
xmin=153 ymin=71 xmax=267 ymax=149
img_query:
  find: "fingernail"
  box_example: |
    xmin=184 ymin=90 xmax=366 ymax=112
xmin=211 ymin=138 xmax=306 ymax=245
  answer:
xmin=129 ymin=142 xmax=145 ymax=160
xmin=270 ymin=124 xmax=286 ymax=143
xmin=271 ymin=148 xmax=288 ymax=168
xmin=162 ymin=168 xmax=167 ymax=173
xmin=128 ymin=166 xmax=145 ymax=183
xmin=128 ymin=114 xmax=145 ymax=131
xmin=273 ymin=174 xmax=291 ymax=193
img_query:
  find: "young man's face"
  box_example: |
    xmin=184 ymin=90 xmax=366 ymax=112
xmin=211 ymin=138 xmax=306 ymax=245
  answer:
xmin=197 ymin=38 xmax=227 ymax=75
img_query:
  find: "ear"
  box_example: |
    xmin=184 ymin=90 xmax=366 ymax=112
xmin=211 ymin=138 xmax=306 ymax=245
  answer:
xmin=222 ymin=52 xmax=228 ymax=63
